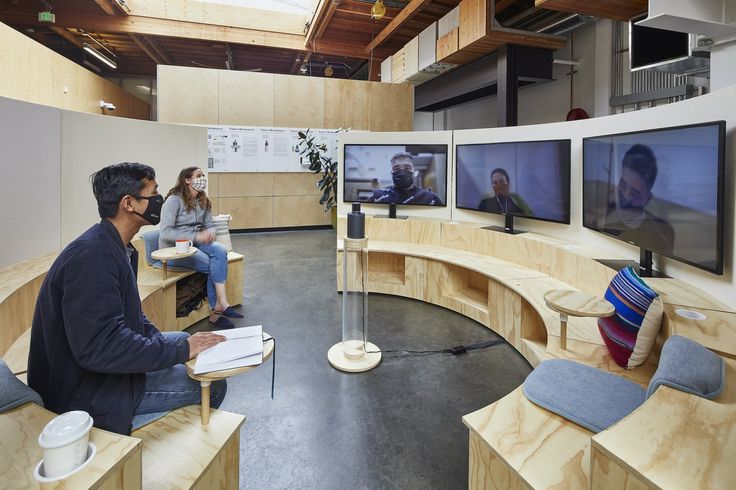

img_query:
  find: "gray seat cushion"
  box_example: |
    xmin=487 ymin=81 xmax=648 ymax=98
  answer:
xmin=0 ymin=359 xmax=43 ymax=413
xmin=646 ymin=335 xmax=725 ymax=400
xmin=523 ymin=359 xmax=646 ymax=433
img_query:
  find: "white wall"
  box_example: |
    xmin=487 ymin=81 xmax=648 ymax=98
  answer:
xmin=452 ymin=86 xmax=736 ymax=305
xmin=0 ymin=96 xmax=61 ymax=267
xmin=61 ymin=112 xmax=206 ymax=245
xmin=0 ymin=95 xmax=207 ymax=266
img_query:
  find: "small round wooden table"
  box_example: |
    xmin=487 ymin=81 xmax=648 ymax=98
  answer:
xmin=544 ymin=290 xmax=615 ymax=350
xmin=186 ymin=334 xmax=274 ymax=425
xmin=151 ymin=246 xmax=198 ymax=280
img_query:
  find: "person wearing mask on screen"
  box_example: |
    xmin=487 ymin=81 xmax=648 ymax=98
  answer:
xmin=366 ymin=152 xmax=443 ymax=205
xmin=159 ymin=167 xmax=243 ymax=329
xmin=28 ymin=162 xmax=227 ymax=435
xmin=478 ymin=168 xmax=525 ymax=215
xmin=603 ymin=144 xmax=675 ymax=254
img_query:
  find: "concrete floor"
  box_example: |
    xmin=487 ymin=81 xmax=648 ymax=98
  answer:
xmin=188 ymin=228 xmax=532 ymax=489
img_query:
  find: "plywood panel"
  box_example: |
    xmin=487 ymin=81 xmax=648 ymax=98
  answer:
xmin=273 ymin=196 xmax=325 ymax=227
xmin=324 ymin=79 xmax=370 ymax=130
xmin=273 ymin=74 xmax=324 ymax=128
xmin=0 ymin=23 xmax=148 ymax=120
xmin=273 ymin=172 xmax=321 ymax=196
xmin=459 ymin=0 xmax=488 ymax=49
xmin=368 ymin=82 xmax=414 ymax=131
xmin=219 ymin=70 xmax=274 ymax=126
xmin=211 ymin=197 xmax=220 ymax=215
xmin=469 ymin=431 xmax=531 ymax=490
xmin=218 ymin=172 xmax=274 ymax=197
xmin=437 ymin=28 xmax=460 ymax=62
xmin=391 ymin=47 xmax=407 ymax=83
xmin=208 ymin=173 xmax=220 ymax=197
xmin=590 ymin=447 xmax=651 ymax=490
xmin=219 ymin=196 xmax=274 ymax=229
xmin=158 ymin=65 xmax=219 ymax=124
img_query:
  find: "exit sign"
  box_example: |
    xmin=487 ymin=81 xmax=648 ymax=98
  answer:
xmin=38 ymin=11 xmax=55 ymax=23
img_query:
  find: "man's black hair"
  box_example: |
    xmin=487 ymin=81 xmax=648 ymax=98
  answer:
xmin=622 ymin=144 xmax=657 ymax=190
xmin=91 ymin=162 xmax=156 ymax=218
xmin=491 ymin=168 xmax=510 ymax=183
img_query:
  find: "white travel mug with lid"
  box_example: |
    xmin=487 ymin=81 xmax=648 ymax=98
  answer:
xmin=38 ymin=410 xmax=94 ymax=478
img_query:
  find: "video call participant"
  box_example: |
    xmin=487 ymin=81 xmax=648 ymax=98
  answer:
xmin=602 ymin=144 xmax=675 ymax=254
xmin=28 ymin=163 xmax=227 ymax=435
xmin=478 ymin=168 xmax=524 ymax=215
xmin=366 ymin=152 xmax=443 ymax=205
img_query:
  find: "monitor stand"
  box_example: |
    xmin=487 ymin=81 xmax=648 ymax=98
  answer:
xmin=482 ymin=214 xmax=526 ymax=235
xmin=595 ymin=248 xmax=670 ymax=278
xmin=374 ymin=203 xmax=408 ymax=220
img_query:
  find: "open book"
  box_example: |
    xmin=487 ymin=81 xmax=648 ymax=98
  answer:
xmin=193 ymin=325 xmax=264 ymax=375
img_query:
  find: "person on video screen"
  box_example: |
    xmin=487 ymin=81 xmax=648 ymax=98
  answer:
xmin=478 ymin=168 xmax=526 ymax=215
xmin=366 ymin=152 xmax=443 ymax=205
xmin=602 ymin=144 xmax=674 ymax=253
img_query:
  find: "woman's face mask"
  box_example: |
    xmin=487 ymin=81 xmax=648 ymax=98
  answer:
xmin=190 ymin=176 xmax=207 ymax=192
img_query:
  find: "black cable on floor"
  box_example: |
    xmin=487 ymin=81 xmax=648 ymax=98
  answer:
xmin=263 ymin=336 xmax=275 ymax=399
xmin=364 ymin=338 xmax=505 ymax=356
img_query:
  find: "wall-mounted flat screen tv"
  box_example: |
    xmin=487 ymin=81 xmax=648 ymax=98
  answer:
xmin=583 ymin=121 xmax=726 ymax=275
xmin=343 ymin=144 xmax=448 ymax=207
xmin=455 ymin=140 xmax=571 ymax=226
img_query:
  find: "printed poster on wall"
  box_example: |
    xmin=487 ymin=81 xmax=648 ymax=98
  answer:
xmin=207 ymin=126 xmax=341 ymax=173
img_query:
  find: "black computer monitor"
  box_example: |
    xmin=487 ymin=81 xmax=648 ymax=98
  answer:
xmin=583 ymin=121 xmax=726 ymax=275
xmin=456 ymin=140 xmax=571 ymax=232
xmin=343 ymin=144 xmax=448 ymax=217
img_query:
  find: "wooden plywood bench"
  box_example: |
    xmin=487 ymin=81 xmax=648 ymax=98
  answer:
xmin=132 ymin=237 xmax=244 ymax=332
xmin=337 ymin=217 xmax=736 ymax=489
xmin=0 ymin=253 xmax=246 ymax=489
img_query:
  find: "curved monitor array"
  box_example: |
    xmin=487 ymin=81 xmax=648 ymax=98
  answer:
xmin=343 ymin=120 xmax=726 ymax=275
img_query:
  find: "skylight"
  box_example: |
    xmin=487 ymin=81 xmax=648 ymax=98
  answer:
xmin=194 ymin=0 xmax=316 ymax=16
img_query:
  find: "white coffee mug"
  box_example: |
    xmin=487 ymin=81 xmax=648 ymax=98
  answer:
xmin=175 ymin=239 xmax=193 ymax=253
xmin=38 ymin=411 xmax=93 ymax=478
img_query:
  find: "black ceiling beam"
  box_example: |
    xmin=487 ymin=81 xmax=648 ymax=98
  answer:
xmin=414 ymin=46 xmax=555 ymax=112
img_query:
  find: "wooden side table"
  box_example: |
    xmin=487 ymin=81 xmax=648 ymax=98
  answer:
xmin=544 ymin=290 xmax=615 ymax=350
xmin=185 ymin=334 xmax=275 ymax=425
xmin=150 ymin=246 xmax=198 ymax=279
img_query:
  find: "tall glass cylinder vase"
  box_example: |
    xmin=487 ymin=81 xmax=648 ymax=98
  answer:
xmin=342 ymin=238 xmax=368 ymax=359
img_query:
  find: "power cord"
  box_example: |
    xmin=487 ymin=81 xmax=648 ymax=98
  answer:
xmin=263 ymin=336 xmax=275 ymax=399
xmin=364 ymin=338 xmax=505 ymax=356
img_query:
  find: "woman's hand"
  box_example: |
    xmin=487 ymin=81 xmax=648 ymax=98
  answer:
xmin=196 ymin=230 xmax=216 ymax=243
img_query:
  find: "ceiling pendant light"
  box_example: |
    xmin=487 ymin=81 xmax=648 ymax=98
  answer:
xmin=371 ymin=0 xmax=386 ymax=21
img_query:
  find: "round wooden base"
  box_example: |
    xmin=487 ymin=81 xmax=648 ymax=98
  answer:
xmin=327 ymin=341 xmax=381 ymax=373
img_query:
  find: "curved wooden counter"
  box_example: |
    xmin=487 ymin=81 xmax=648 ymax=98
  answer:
xmin=337 ymin=217 xmax=736 ymax=489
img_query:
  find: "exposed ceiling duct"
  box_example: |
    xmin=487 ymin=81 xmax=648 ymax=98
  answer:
xmin=537 ymin=14 xmax=598 ymax=36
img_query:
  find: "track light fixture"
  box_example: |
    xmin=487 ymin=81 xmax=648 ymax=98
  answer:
xmin=83 ymin=43 xmax=117 ymax=69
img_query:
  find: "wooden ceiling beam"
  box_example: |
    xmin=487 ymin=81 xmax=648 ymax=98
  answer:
xmin=48 ymin=26 xmax=83 ymax=48
xmin=305 ymin=0 xmax=332 ymax=48
xmin=129 ymin=33 xmax=163 ymax=64
xmin=0 ymin=11 xmax=306 ymax=52
xmin=144 ymin=35 xmax=172 ymax=64
xmin=314 ymin=0 xmax=341 ymax=42
xmin=92 ymin=0 xmax=118 ymax=16
xmin=364 ymin=0 xmax=433 ymax=54
xmin=495 ymin=0 xmax=518 ymax=14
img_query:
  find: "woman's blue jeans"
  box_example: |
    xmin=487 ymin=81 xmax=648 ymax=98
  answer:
xmin=166 ymin=241 xmax=228 ymax=308
xmin=131 ymin=332 xmax=227 ymax=430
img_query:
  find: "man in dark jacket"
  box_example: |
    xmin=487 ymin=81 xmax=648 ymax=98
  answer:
xmin=28 ymin=162 xmax=227 ymax=435
xmin=366 ymin=152 xmax=443 ymax=205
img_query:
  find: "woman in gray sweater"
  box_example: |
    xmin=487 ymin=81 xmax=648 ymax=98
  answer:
xmin=159 ymin=167 xmax=242 ymax=329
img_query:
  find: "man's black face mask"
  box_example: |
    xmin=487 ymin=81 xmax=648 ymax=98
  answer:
xmin=134 ymin=194 xmax=164 ymax=225
xmin=392 ymin=169 xmax=413 ymax=190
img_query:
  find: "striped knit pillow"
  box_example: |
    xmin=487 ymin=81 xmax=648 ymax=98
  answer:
xmin=598 ymin=267 xmax=663 ymax=369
